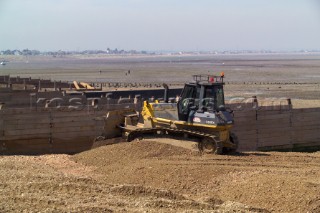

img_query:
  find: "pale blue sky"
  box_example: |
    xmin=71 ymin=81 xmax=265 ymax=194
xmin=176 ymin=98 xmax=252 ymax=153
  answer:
xmin=0 ymin=0 xmax=319 ymax=51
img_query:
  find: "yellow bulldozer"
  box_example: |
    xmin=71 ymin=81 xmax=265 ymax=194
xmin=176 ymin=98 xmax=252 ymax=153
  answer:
xmin=106 ymin=74 xmax=238 ymax=154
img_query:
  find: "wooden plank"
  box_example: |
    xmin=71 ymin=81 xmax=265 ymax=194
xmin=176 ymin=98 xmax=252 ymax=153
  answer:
xmin=257 ymin=106 xmax=290 ymax=111
xmin=292 ymin=108 xmax=320 ymax=113
xmin=294 ymin=139 xmax=320 ymax=145
xmin=2 ymin=113 xmax=50 ymax=120
xmin=257 ymin=113 xmax=291 ymax=120
xmin=258 ymin=130 xmax=291 ymax=138
xmin=52 ymin=120 xmax=104 ymax=128
xmin=232 ymin=125 xmax=257 ymax=132
xmin=6 ymin=98 xmax=31 ymax=104
xmin=0 ymin=108 xmax=37 ymax=114
xmin=235 ymin=130 xmax=257 ymax=135
xmin=4 ymin=128 xmax=51 ymax=136
xmin=3 ymin=139 xmax=51 ymax=155
xmin=233 ymin=123 xmax=256 ymax=129
xmin=237 ymin=134 xmax=257 ymax=140
xmin=236 ymin=137 xmax=257 ymax=143
xmin=52 ymin=137 xmax=94 ymax=154
xmin=51 ymin=125 xmax=103 ymax=133
xmin=0 ymin=107 xmax=108 ymax=115
xmin=293 ymin=133 xmax=320 ymax=141
xmin=291 ymin=115 xmax=320 ymax=123
xmin=1 ymin=110 xmax=46 ymax=116
xmin=232 ymin=129 xmax=257 ymax=135
xmin=0 ymin=140 xmax=4 ymax=155
xmin=293 ymin=138 xmax=320 ymax=144
xmin=257 ymin=124 xmax=291 ymax=131
xmin=292 ymin=120 xmax=320 ymax=127
xmin=52 ymin=130 xmax=101 ymax=139
xmin=4 ymin=117 xmax=51 ymax=125
xmin=257 ymin=144 xmax=293 ymax=151
xmin=238 ymin=146 xmax=257 ymax=152
xmin=238 ymin=139 xmax=257 ymax=145
xmin=258 ymin=125 xmax=292 ymax=134
xmin=257 ymin=116 xmax=291 ymax=123
xmin=232 ymin=130 xmax=257 ymax=135
xmin=258 ymin=119 xmax=290 ymax=126
xmin=234 ymin=123 xmax=257 ymax=129
xmin=233 ymin=118 xmax=257 ymax=124
xmin=3 ymin=123 xmax=50 ymax=131
xmin=292 ymin=114 xmax=320 ymax=121
xmin=39 ymin=108 xmax=96 ymax=113
xmin=258 ymin=139 xmax=291 ymax=147
xmin=238 ymin=145 xmax=256 ymax=151
xmin=293 ymin=127 xmax=320 ymax=136
xmin=50 ymin=111 xmax=98 ymax=118
xmin=231 ymin=105 xmax=257 ymax=111
xmin=292 ymin=113 xmax=320 ymax=120
xmin=292 ymin=128 xmax=320 ymax=135
xmin=292 ymin=126 xmax=320 ymax=133
xmin=52 ymin=136 xmax=94 ymax=147
xmin=238 ymin=144 xmax=256 ymax=149
xmin=233 ymin=111 xmax=256 ymax=118
xmin=292 ymin=110 xmax=320 ymax=116
xmin=258 ymin=134 xmax=290 ymax=140
xmin=233 ymin=112 xmax=257 ymax=117
xmin=1 ymin=133 xmax=50 ymax=141
xmin=51 ymin=116 xmax=104 ymax=123
xmin=257 ymin=110 xmax=290 ymax=115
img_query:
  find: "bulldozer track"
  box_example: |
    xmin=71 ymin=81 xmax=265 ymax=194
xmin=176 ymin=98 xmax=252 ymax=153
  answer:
xmin=122 ymin=126 xmax=223 ymax=154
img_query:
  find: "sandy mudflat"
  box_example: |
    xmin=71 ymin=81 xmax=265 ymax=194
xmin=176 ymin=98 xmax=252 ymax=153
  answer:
xmin=1 ymin=54 xmax=319 ymax=99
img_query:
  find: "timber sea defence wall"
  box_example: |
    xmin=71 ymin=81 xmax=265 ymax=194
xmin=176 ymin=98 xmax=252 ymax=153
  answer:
xmin=0 ymin=86 xmax=319 ymax=154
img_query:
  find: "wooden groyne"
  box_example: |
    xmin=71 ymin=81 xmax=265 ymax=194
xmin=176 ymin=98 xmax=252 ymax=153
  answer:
xmin=1 ymin=76 xmax=319 ymax=154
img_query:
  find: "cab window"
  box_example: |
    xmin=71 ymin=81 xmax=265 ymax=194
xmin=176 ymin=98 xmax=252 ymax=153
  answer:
xmin=180 ymin=85 xmax=196 ymax=99
xmin=203 ymin=86 xmax=224 ymax=109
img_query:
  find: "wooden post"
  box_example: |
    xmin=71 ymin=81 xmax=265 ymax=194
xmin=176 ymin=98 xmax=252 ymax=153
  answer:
xmin=252 ymin=96 xmax=258 ymax=109
xmin=23 ymin=79 xmax=26 ymax=90
xmin=287 ymin=98 xmax=292 ymax=110
xmin=30 ymin=93 xmax=37 ymax=109
xmin=38 ymin=80 xmax=41 ymax=92
xmin=7 ymin=77 xmax=11 ymax=89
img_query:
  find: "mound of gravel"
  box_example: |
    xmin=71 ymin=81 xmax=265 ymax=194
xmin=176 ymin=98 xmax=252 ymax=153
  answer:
xmin=72 ymin=142 xmax=320 ymax=212
xmin=73 ymin=139 xmax=197 ymax=167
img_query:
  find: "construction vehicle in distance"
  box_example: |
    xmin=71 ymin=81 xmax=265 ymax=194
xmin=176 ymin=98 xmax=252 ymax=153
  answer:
xmin=107 ymin=74 xmax=238 ymax=154
xmin=73 ymin=81 xmax=101 ymax=91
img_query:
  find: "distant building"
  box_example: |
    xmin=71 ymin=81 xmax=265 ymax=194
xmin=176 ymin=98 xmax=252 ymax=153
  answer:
xmin=13 ymin=50 xmax=22 ymax=55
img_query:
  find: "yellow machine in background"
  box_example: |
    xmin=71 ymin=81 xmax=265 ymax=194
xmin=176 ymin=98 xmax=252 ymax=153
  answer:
xmin=73 ymin=81 xmax=101 ymax=91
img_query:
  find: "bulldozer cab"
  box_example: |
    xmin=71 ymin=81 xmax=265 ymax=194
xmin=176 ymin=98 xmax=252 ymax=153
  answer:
xmin=178 ymin=74 xmax=225 ymax=121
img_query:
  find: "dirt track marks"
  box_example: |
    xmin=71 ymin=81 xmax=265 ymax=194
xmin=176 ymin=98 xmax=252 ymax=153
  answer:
xmin=73 ymin=140 xmax=320 ymax=212
xmin=1 ymin=140 xmax=319 ymax=212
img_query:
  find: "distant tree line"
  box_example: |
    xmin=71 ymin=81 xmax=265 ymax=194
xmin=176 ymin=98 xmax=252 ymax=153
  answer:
xmin=0 ymin=48 xmax=153 ymax=56
xmin=1 ymin=48 xmax=319 ymax=56
xmin=0 ymin=49 xmax=41 ymax=56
